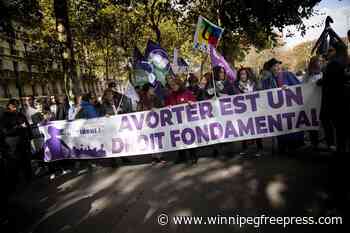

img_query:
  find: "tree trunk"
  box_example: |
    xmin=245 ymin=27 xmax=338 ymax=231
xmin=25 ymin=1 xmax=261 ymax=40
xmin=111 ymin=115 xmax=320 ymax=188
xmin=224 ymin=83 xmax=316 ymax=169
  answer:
xmin=54 ymin=0 xmax=80 ymax=96
xmin=105 ymin=36 xmax=109 ymax=83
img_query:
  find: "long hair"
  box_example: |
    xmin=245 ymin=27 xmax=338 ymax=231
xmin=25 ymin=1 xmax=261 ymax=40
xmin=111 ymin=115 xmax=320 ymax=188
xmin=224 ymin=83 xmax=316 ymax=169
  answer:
xmin=236 ymin=67 xmax=258 ymax=87
xmin=308 ymin=56 xmax=321 ymax=75
xmin=213 ymin=66 xmax=225 ymax=81
xmin=201 ymin=72 xmax=213 ymax=89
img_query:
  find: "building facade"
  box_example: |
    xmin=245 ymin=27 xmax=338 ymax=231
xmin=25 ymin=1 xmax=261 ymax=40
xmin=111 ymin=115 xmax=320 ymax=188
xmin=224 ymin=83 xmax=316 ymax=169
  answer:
xmin=0 ymin=24 xmax=105 ymax=103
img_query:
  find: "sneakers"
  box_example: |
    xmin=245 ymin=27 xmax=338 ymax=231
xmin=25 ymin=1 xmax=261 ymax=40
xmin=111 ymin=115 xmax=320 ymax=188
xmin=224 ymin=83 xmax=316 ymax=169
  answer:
xmin=50 ymin=174 xmax=56 ymax=180
xmin=239 ymin=150 xmax=248 ymax=156
xmin=62 ymin=170 xmax=69 ymax=175
xmin=328 ymin=145 xmax=336 ymax=152
xmin=34 ymin=167 xmax=42 ymax=176
xmin=151 ymin=157 xmax=161 ymax=165
xmin=151 ymin=158 xmax=167 ymax=165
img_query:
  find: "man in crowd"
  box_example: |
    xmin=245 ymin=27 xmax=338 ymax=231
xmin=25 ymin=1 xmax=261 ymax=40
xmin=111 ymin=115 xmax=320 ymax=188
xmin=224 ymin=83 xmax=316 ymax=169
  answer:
xmin=1 ymin=99 xmax=33 ymax=188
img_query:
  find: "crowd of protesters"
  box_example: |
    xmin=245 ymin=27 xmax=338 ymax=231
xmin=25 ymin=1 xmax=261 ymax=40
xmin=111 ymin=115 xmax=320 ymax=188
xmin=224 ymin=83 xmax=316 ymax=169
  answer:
xmin=0 ymin=40 xmax=350 ymax=223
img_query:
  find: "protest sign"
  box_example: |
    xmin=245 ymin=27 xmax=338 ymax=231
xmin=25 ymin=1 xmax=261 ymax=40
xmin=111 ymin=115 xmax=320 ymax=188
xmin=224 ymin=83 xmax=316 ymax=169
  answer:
xmin=40 ymin=83 xmax=321 ymax=162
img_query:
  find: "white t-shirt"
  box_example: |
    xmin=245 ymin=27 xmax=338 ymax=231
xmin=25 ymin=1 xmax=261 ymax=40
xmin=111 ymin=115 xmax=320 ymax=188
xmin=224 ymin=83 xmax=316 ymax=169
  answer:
xmin=24 ymin=106 xmax=38 ymax=124
xmin=303 ymin=73 xmax=322 ymax=83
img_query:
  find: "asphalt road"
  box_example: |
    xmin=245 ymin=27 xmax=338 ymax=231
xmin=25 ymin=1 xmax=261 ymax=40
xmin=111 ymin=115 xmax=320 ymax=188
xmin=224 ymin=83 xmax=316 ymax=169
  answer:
xmin=3 ymin=140 xmax=348 ymax=233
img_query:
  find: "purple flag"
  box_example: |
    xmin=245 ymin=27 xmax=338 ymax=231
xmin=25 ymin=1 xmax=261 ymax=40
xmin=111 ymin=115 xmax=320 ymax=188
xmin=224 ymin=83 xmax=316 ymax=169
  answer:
xmin=210 ymin=46 xmax=236 ymax=82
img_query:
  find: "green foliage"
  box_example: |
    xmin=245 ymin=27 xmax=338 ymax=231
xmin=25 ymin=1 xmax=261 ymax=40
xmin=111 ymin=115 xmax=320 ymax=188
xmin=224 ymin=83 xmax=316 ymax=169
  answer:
xmin=1 ymin=0 xmax=322 ymax=81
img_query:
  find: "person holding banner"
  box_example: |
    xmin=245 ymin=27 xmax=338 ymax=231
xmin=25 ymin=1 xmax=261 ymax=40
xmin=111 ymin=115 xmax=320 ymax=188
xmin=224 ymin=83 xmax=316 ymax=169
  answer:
xmin=75 ymin=93 xmax=98 ymax=119
xmin=192 ymin=72 xmax=220 ymax=158
xmin=197 ymin=72 xmax=215 ymax=101
xmin=165 ymin=78 xmax=198 ymax=164
xmin=138 ymin=83 xmax=166 ymax=164
xmin=235 ymin=68 xmax=264 ymax=156
xmin=213 ymin=66 xmax=239 ymax=96
xmin=318 ymin=42 xmax=350 ymax=155
xmin=187 ymin=73 xmax=200 ymax=97
xmin=100 ymin=89 xmax=132 ymax=166
xmin=261 ymin=58 xmax=304 ymax=154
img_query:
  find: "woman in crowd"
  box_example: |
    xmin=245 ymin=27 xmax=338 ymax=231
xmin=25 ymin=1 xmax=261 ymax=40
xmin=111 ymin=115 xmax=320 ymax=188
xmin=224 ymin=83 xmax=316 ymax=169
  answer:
xmin=165 ymin=78 xmax=198 ymax=164
xmin=318 ymin=42 xmax=350 ymax=155
xmin=187 ymin=73 xmax=200 ymax=97
xmin=138 ymin=83 xmax=166 ymax=164
xmin=213 ymin=66 xmax=238 ymax=96
xmin=212 ymin=66 xmax=240 ymax=157
xmin=197 ymin=72 xmax=215 ymax=101
xmin=49 ymin=95 xmax=70 ymax=121
xmin=100 ymin=89 xmax=118 ymax=116
xmin=235 ymin=68 xmax=263 ymax=156
xmin=100 ymin=89 xmax=131 ymax=165
xmin=193 ymin=72 xmax=221 ymax=157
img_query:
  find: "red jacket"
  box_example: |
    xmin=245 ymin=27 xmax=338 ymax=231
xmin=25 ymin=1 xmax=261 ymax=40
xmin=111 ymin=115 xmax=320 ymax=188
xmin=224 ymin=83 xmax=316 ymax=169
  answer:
xmin=165 ymin=89 xmax=196 ymax=106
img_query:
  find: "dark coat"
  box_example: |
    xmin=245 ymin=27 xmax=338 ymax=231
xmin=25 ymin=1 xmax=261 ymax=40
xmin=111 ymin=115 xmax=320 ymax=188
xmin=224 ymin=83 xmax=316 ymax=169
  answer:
xmin=319 ymin=58 xmax=348 ymax=121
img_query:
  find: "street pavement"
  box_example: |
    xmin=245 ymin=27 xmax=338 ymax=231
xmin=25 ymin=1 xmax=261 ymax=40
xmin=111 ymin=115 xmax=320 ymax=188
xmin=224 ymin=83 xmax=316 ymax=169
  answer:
xmin=4 ymin=139 xmax=348 ymax=233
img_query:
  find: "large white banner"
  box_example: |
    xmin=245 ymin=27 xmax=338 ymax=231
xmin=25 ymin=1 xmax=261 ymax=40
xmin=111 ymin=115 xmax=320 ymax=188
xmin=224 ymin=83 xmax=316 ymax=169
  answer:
xmin=40 ymin=83 xmax=321 ymax=161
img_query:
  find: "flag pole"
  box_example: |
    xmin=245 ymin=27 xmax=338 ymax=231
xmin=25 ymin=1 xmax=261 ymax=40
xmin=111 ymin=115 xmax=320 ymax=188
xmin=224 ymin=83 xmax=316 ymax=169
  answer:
xmin=209 ymin=46 xmax=218 ymax=99
xmin=116 ymin=80 xmax=127 ymax=113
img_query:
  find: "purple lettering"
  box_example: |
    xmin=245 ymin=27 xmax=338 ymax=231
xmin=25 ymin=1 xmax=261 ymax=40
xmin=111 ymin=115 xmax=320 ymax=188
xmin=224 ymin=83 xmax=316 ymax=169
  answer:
xmin=268 ymin=90 xmax=284 ymax=109
xmin=171 ymin=106 xmax=185 ymax=124
xmin=130 ymin=113 xmax=144 ymax=130
xmin=199 ymin=102 xmax=214 ymax=120
xmin=152 ymin=132 xmax=165 ymax=149
xmin=285 ymin=87 xmax=303 ymax=106
xmin=146 ymin=111 xmax=159 ymax=128
xmin=182 ymin=128 xmax=196 ymax=145
xmin=186 ymin=104 xmax=199 ymax=122
xmin=195 ymin=125 xmax=210 ymax=143
xmin=233 ymin=95 xmax=247 ymax=114
xmin=282 ymin=112 xmax=295 ymax=129
xmin=170 ymin=130 xmax=181 ymax=147
xmin=220 ymin=98 xmax=233 ymax=115
xmin=224 ymin=120 xmax=238 ymax=138
xmin=119 ymin=116 xmax=133 ymax=132
xmin=255 ymin=116 xmax=268 ymax=134
xmin=237 ymin=118 xmax=255 ymax=136
xmin=209 ymin=122 xmax=224 ymax=140
xmin=112 ymin=138 xmax=123 ymax=153
xmin=267 ymin=115 xmax=283 ymax=132
xmin=295 ymin=110 xmax=311 ymax=128
xmin=160 ymin=109 xmax=173 ymax=127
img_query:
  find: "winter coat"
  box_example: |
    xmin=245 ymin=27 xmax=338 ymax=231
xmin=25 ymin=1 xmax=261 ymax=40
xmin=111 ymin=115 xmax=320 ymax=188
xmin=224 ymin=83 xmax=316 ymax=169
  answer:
xmin=76 ymin=101 xmax=98 ymax=119
xmin=138 ymin=92 xmax=163 ymax=111
xmin=319 ymin=58 xmax=349 ymax=121
xmin=165 ymin=89 xmax=196 ymax=106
